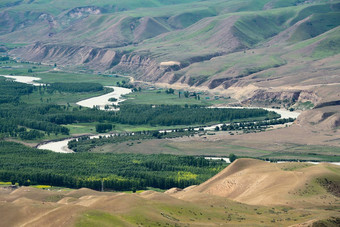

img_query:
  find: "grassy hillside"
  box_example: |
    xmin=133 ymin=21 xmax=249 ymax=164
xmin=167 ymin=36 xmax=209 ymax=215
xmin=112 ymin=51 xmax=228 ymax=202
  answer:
xmin=0 ymin=0 xmax=338 ymax=111
xmin=287 ymin=26 xmax=340 ymax=59
xmin=289 ymin=12 xmax=340 ymax=42
xmin=1 ymin=0 xmax=337 ymax=44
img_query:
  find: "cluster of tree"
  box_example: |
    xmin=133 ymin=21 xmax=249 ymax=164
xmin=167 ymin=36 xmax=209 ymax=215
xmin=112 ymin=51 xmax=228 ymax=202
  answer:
xmin=3 ymin=101 xmax=278 ymax=137
xmin=0 ymin=104 xmax=70 ymax=138
xmin=108 ymin=97 xmax=117 ymax=102
xmin=115 ymin=104 xmax=278 ymax=126
xmin=178 ymin=91 xmax=200 ymax=99
xmin=18 ymin=130 xmax=44 ymax=140
xmin=214 ymin=118 xmax=295 ymax=131
xmin=15 ymin=118 xmax=70 ymax=135
xmin=0 ymin=141 xmax=227 ymax=191
xmin=229 ymin=153 xmax=238 ymax=163
xmin=47 ymin=82 xmax=104 ymax=93
xmin=165 ymin=88 xmax=175 ymax=94
xmin=258 ymin=156 xmax=340 ymax=163
xmin=132 ymin=87 xmax=142 ymax=92
xmin=116 ymin=80 xmax=134 ymax=89
xmin=68 ymin=130 xmax=197 ymax=153
xmin=95 ymin=123 xmax=113 ymax=133
xmin=0 ymin=78 xmax=281 ymax=141
xmin=0 ymin=56 xmax=9 ymax=61
xmin=0 ymin=77 xmax=33 ymax=103
xmin=0 ymin=79 xmax=70 ymax=139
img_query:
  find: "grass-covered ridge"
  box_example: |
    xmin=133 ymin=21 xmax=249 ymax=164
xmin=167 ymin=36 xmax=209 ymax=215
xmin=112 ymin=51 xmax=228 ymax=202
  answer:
xmin=2 ymin=0 xmax=339 ymax=93
xmin=289 ymin=11 xmax=340 ymax=42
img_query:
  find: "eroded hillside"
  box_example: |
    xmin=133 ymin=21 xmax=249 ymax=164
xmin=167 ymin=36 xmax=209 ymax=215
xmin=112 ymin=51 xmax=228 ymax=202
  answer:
xmin=1 ymin=0 xmax=339 ymax=108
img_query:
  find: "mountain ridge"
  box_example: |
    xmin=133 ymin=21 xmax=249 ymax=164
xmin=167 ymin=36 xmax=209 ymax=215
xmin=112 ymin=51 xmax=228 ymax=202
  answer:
xmin=5 ymin=0 xmax=339 ymax=108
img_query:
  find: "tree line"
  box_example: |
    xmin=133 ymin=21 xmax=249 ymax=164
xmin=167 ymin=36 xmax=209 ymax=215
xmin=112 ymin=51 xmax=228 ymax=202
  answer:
xmin=0 ymin=78 xmax=280 ymax=140
xmin=0 ymin=141 xmax=227 ymax=191
xmin=68 ymin=130 xmax=197 ymax=152
xmin=114 ymin=104 xmax=279 ymax=126
xmin=47 ymin=82 xmax=104 ymax=93
xmin=215 ymin=118 xmax=295 ymax=131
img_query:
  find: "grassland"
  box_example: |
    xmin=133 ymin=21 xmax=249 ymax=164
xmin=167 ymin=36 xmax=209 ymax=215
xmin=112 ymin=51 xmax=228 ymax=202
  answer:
xmin=0 ymin=61 xmax=51 ymax=74
xmin=89 ymin=134 xmax=340 ymax=162
xmin=122 ymin=88 xmax=231 ymax=106
xmin=0 ymin=61 xmax=126 ymax=85
xmin=0 ymin=60 xmax=126 ymax=105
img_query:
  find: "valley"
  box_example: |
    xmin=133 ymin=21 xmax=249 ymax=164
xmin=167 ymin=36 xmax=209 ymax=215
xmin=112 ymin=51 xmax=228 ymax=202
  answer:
xmin=0 ymin=0 xmax=339 ymax=226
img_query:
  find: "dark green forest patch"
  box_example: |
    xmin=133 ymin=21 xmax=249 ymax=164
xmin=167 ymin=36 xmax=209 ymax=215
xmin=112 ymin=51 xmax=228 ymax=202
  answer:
xmin=0 ymin=141 xmax=227 ymax=191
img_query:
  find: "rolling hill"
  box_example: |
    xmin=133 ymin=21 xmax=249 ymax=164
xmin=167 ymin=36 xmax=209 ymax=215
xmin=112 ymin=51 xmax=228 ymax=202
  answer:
xmin=174 ymin=159 xmax=340 ymax=207
xmin=2 ymin=0 xmax=339 ymax=113
xmin=0 ymin=159 xmax=339 ymax=226
xmin=0 ymin=1 xmax=340 ymax=225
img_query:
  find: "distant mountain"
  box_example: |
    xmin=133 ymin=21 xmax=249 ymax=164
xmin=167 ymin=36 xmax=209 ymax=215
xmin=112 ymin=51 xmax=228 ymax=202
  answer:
xmin=1 ymin=0 xmax=340 ymax=107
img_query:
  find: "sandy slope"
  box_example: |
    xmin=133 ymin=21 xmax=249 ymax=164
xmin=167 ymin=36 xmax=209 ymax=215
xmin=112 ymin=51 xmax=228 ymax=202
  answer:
xmin=0 ymin=159 xmax=339 ymax=226
xmin=174 ymin=159 xmax=340 ymax=207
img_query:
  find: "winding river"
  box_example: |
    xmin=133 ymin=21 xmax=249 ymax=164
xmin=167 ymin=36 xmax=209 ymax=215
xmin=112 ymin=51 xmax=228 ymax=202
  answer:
xmin=1 ymin=75 xmax=301 ymax=153
xmin=38 ymin=105 xmax=301 ymax=153
xmin=0 ymin=75 xmax=131 ymax=152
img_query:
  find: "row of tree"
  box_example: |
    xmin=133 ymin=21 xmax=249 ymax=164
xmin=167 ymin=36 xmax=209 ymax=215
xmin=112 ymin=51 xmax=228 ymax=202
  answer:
xmin=0 ymin=141 xmax=227 ymax=191
xmin=114 ymin=104 xmax=279 ymax=126
xmin=47 ymin=82 xmax=104 ymax=93
xmin=0 ymin=78 xmax=281 ymax=141
xmin=215 ymin=118 xmax=295 ymax=131
xmin=68 ymin=130 xmax=197 ymax=152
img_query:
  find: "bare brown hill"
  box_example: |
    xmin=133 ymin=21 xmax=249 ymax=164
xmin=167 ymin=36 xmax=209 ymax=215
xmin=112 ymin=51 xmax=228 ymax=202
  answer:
xmin=0 ymin=159 xmax=339 ymax=226
xmin=174 ymin=159 xmax=340 ymax=207
xmin=298 ymin=105 xmax=340 ymax=130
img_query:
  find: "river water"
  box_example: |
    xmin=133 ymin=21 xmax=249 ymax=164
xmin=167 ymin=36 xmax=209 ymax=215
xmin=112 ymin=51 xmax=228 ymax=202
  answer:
xmin=1 ymin=75 xmax=304 ymax=156
xmin=76 ymin=86 xmax=131 ymax=110
xmin=0 ymin=75 xmax=45 ymax=86
xmin=0 ymin=75 xmax=131 ymax=152
xmin=38 ymin=106 xmax=301 ymax=153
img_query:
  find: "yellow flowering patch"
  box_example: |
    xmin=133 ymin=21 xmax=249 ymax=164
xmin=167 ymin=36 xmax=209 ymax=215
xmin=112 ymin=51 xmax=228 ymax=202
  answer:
xmin=177 ymin=171 xmax=197 ymax=181
xmin=32 ymin=185 xmax=52 ymax=189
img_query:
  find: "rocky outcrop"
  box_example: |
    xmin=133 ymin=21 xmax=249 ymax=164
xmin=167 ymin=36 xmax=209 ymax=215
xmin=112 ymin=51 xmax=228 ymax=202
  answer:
xmin=66 ymin=6 xmax=101 ymax=18
xmin=208 ymin=78 xmax=237 ymax=89
xmin=244 ymin=90 xmax=301 ymax=103
xmin=240 ymin=90 xmax=320 ymax=106
xmin=112 ymin=54 xmax=166 ymax=81
xmin=10 ymin=42 xmax=179 ymax=81
xmin=10 ymin=42 xmax=122 ymax=69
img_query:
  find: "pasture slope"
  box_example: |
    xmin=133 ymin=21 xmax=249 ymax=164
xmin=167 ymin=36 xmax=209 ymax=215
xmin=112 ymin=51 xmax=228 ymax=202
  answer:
xmin=0 ymin=159 xmax=339 ymax=226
